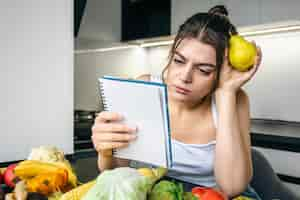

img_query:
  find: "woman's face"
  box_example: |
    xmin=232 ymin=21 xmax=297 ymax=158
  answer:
xmin=165 ymin=37 xmax=217 ymax=104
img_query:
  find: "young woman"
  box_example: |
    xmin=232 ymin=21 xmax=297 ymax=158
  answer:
xmin=91 ymin=5 xmax=262 ymax=199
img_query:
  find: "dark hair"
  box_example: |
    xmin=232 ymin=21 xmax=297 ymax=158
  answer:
xmin=162 ymin=5 xmax=237 ymax=98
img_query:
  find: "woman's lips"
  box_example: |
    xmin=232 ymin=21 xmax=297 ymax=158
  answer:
xmin=174 ymin=86 xmax=191 ymax=95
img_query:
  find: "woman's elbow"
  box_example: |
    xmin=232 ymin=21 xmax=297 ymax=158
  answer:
xmin=220 ymin=184 xmax=248 ymax=198
xmin=217 ymin=174 xmax=252 ymax=198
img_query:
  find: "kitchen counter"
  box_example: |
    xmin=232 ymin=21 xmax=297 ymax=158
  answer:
xmin=251 ymin=119 xmax=300 ymax=138
xmin=250 ymin=119 xmax=300 ymax=153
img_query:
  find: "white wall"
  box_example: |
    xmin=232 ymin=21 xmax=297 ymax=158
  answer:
xmin=244 ymin=31 xmax=300 ymax=122
xmin=0 ymin=1 xmax=73 ymax=162
xmin=147 ymin=46 xmax=170 ymax=76
xmin=74 ymin=47 xmax=149 ymax=111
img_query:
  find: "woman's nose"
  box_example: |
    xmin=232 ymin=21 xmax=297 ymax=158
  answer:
xmin=180 ymin=64 xmax=193 ymax=83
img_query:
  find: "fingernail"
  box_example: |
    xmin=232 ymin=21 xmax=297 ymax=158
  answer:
xmin=130 ymin=126 xmax=138 ymax=132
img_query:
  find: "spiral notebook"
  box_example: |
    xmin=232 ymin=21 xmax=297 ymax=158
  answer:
xmin=98 ymin=76 xmax=172 ymax=168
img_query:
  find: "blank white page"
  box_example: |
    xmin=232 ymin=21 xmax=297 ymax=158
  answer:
xmin=99 ymin=77 xmax=170 ymax=167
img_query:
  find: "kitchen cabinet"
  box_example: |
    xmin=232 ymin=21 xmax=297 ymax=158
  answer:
xmin=171 ymin=0 xmax=300 ymax=35
xmin=74 ymin=0 xmax=87 ymax=37
xmin=171 ymin=0 xmax=260 ymax=34
xmin=260 ymin=0 xmax=300 ymax=24
xmin=171 ymin=0 xmax=216 ymax=34
xmin=214 ymin=0 xmax=260 ymax=27
xmin=122 ymin=0 xmax=171 ymax=41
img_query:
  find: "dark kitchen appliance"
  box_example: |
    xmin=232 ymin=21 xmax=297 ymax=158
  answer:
xmin=74 ymin=110 xmax=96 ymax=140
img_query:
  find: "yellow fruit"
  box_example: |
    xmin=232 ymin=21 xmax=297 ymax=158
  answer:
xmin=14 ymin=160 xmax=66 ymax=180
xmin=152 ymin=167 xmax=168 ymax=179
xmin=26 ymin=145 xmax=78 ymax=188
xmin=26 ymin=171 xmax=68 ymax=195
xmin=229 ymin=35 xmax=257 ymax=71
xmin=51 ymin=161 xmax=78 ymax=188
xmin=60 ymin=180 xmax=96 ymax=200
xmin=19 ymin=159 xmax=78 ymax=188
xmin=233 ymin=196 xmax=253 ymax=200
xmin=137 ymin=168 xmax=156 ymax=179
xmin=137 ymin=167 xmax=168 ymax=182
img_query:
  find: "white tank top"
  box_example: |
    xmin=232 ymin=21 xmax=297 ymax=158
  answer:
xmin=150 ymin=74 xmax=218 ymax=187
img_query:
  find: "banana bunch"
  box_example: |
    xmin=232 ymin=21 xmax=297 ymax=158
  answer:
xmin=26 ymin=146 xmax=78 ymax=188
xmin=14 ymin=160 xmax=66 ymax=179
xmin=14 ymin=160 xmax=69 ymax=195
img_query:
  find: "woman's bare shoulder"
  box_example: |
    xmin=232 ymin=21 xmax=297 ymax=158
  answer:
xmin=135 ymin=74 xmax=151 ymax=81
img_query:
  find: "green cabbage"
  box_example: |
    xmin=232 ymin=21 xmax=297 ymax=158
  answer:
xmin=82 ymin=167 xmax=153 ymax=200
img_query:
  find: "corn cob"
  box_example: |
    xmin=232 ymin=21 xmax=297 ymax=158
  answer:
xmin=59 ymin=180 xmax=96 ymax=200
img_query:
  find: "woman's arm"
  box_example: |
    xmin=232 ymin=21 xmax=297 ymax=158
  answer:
xmin=214 ymin=45 xmax=261 ymax=197
xmin=98 ymin=150 xmax=114 ymax=171
xmin=214 ymin=88 xmax=253 ymax=198
xmin=97 ymin=150 xmax=130 ymax=172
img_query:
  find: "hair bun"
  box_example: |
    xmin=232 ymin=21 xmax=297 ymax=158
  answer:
xmin=208 ymin=5 xmax=228 ymax=17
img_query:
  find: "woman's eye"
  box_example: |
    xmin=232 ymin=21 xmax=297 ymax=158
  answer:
xmin=174 ymin=59 xmax=184 ymax=64
xmin=199 ymin=69 xmax=211 ymax=75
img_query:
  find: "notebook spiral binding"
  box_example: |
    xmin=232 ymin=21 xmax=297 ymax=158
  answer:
xmin=99 ymin=80 xmax=108 ymax=111
xmin=99 ymin=79 xmax=115 ymax=155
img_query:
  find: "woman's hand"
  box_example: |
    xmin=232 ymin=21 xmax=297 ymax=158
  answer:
xmin=218 ymin=43 xmax=262 ymax=93
xmin=91 ymin=111 xmax=137 ymax=154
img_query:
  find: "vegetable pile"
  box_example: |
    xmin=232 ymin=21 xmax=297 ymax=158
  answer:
xmin=0 ymin=146 xmax=255 ymax=200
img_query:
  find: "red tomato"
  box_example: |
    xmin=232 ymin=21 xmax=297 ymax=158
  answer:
xmin=192 ymin=187 xmax=226 ymax=200
xmin=191 ymin=187 xmax=209 ymax=199
xmin=3 ymin=164 xmax=18 ymax=188
xmin=201 ymin=189 xmax=226 ymax=200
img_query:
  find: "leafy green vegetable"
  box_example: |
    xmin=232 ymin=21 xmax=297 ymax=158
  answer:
xmin=183 ymin=192 xmax=198 ymax=200
xmin=148 ymin=180 xmax=185 ymax=200
xmin=82 ymin=167 xmax=153 ymax=200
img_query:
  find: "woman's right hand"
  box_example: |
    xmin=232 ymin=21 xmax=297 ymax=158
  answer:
xmin=91 ymin=111 xmax=138 ymax=155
